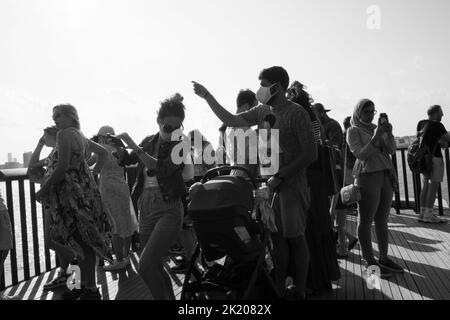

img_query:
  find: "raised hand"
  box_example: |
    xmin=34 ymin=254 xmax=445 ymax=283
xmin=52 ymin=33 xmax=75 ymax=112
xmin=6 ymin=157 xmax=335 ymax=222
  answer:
xmin=114 ymin=132 xmax=137 ymax=149
xmin=192 ymin=81 xmax=210 ymax=99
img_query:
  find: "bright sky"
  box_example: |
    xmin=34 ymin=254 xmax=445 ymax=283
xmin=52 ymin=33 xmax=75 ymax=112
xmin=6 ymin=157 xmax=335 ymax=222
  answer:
xmin=1 ymin=0 xmax=449 ymax=164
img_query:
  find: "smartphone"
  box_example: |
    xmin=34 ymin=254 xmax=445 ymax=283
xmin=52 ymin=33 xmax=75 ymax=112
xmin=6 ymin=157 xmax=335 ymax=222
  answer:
xmin=106 ymin=134 xmax=126 ymax=148
xmin=379 ymin=113 xmax=388 ymax=125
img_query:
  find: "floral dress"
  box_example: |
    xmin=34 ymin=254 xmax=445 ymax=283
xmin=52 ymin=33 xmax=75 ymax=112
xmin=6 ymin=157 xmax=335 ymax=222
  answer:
xmin=43 ymin=128 xmax=112 ymax=262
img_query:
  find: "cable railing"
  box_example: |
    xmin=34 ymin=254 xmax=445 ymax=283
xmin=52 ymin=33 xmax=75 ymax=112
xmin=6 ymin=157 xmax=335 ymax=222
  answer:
xmin=1 ymin=147 xmax=449 ymax=291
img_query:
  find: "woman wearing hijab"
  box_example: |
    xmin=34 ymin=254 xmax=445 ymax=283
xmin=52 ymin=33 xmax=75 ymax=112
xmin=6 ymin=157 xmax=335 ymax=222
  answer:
xmin=347 ymin=99 xmax=404 ymax=278
xmin=35 ymin=104 xmax=112 ymax=300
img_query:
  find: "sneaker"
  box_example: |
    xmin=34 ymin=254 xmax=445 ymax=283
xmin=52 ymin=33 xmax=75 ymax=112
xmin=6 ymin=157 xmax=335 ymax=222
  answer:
xmin=61 ymin=287 xmax=84 ymax=300
xmin=79 ymin=288 xmax=102 ymax=300
xmin=422 ymin=214 xmax=447 ymax=224
xmin=102 ymin=260 xmax=128 ymax=272
xmin=364 ymin=260 xmax=392 ymax=279
xmin=378 ymin=258 xmax=404 ymax=273
xmin=43 ymin=273 xmax=71 ymax=291
xmin=170 ymin=260 xmax=189 ymax=274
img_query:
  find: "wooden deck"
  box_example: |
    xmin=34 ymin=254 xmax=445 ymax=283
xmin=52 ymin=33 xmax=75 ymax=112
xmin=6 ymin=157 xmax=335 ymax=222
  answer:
xmin=2 ymin=209 xmax=449 ymax=300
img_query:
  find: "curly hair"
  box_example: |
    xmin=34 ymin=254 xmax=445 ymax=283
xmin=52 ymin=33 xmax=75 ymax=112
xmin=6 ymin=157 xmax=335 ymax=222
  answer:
xmin=158 ymin=93 xmax=186 ymax=120
xmin=287 ymin=81 xmax=314 ymax=109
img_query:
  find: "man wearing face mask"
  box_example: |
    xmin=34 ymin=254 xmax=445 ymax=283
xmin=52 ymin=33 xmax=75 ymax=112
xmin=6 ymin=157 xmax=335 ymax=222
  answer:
xmin=192 ymin=66 xmax=317 ymax=300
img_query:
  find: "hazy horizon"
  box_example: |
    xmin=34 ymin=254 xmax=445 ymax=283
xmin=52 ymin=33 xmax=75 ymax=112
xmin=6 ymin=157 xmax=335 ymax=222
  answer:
xmin=1 ymin=0 xmax=449 ymax=164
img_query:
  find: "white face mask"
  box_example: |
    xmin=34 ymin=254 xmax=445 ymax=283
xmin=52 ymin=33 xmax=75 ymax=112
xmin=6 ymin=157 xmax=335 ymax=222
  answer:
xmin=256 ymin=84 xmax=278 ymax=105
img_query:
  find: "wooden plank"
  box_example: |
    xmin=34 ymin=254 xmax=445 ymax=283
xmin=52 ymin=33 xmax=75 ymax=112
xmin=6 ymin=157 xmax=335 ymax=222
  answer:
xmin=385 ymin=216 xmax=416 ymax=300
xmin=395 ymin=216 xmax=450 ymax=299
xmin=388 ymin=219 xmax=438 ymax=300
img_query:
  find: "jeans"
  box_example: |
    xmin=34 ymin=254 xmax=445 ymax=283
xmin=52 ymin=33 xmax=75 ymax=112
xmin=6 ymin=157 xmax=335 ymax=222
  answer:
xmin=357 ymin=170 xmax=393 ymax=262
xmin=137 ymin=187 xmax=182 ymax=299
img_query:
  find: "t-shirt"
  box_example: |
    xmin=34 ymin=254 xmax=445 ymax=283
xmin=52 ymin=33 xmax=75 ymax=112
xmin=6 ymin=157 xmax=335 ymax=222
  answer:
xmin=417 ymin=120 xmax=447 ymax=158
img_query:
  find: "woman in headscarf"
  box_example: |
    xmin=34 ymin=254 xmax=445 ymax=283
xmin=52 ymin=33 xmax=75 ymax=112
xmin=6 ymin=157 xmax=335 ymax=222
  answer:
xmin=287 ymin=81 xmax=340 ymax=296
xmin=347 ymin=99 xmax=404 ymax=278
xmin=36 ymin=104 xmax=112 ymax=300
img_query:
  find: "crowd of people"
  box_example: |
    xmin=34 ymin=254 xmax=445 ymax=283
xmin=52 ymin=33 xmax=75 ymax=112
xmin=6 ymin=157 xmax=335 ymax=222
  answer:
xmin=0 ymin=65 xmax=449 ymax=300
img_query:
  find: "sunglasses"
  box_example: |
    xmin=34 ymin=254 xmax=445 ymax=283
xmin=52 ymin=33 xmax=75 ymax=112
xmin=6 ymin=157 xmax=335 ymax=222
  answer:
xmin=162 ymin=123 xmax=183 ymax=133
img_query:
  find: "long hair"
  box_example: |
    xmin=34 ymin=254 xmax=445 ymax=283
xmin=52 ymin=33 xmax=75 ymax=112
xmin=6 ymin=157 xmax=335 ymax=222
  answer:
xmin=287 ymin=81 xmax=317 ymax=121
xmin=53 ymin=104 xmax=80 ymax=129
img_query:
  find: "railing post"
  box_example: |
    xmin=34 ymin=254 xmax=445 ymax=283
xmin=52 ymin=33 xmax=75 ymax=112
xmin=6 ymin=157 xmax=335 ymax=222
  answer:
xmin=437 ymin=184 xmax=444 ymax=216
xmin=18 ymin=179 xmax=31 ymax=281
xmin=391 ymin=152 xmax=401 ymax=214
xmin=5 ymin=180 xmax=19 ymax=285
xmin=29 ymin=181 xmax=41 ymax=276
xmin=445 ymin=148 xmax=450 ymax=209
xmin=400 ymin=150 xmax=409 ymax=208
xmin=42 ymin=203 xmax=52 ymax=272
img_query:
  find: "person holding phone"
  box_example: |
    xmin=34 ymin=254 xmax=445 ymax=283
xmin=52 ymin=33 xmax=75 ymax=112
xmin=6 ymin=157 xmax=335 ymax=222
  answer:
xmin=347 ymin=99 xmax=404 ymax=278
xmin=89 ymin=126 xmax=138 ymax=272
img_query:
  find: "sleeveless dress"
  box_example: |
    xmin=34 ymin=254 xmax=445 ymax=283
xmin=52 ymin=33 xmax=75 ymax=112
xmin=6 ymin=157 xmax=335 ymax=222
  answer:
xmin=99 ymin=144 xmax=138 ymax=238
xmin=44 ymin=128 xmax=112 ymax=262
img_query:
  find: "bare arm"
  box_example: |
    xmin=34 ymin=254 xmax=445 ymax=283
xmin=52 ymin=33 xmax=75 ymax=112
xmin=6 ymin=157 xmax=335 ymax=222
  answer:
xmin=192 ymin=81 xmax=250 ymax=127
xmin=87 ymin=140 xmax=108 ymax=175
xmin=440 ymin=132 xmax=450 ymax=143
xmin=28 ymin=136 xmax=47 ymax=169
xmin=116 ymin=133 xmax=158 ymax=170
xmin=39 ymin=130 xmax=72 ymax=193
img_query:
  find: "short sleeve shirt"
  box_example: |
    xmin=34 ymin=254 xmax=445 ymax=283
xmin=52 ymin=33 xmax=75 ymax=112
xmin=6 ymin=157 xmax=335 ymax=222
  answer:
xmin=417 ymin=120 xmax=447 ymax=158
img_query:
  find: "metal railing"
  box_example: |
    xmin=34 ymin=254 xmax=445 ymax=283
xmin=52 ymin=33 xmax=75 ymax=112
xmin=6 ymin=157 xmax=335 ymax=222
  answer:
xmin=0 ymin=168 xmax=56 ymax=291
xmin=391 ymin=147 xmax=449 ymax=215
xmin=1 ymin=148 xmax=449 ymax=290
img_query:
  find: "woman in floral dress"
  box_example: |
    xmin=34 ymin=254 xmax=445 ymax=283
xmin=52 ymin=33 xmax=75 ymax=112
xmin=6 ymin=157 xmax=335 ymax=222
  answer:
xmin=36 ymin=104 xmax=112 ymax=300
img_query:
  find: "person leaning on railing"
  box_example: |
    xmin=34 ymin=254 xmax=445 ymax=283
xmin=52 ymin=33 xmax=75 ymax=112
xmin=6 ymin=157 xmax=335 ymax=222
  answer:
xmin=347 ymin=99 xmax=404 ymax=279
xmin=417 ymin=105 xmax=450 ymax=223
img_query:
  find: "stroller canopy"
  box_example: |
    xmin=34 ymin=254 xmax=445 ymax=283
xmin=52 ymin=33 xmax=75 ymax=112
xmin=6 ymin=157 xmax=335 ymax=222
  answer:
xmin=188 ymin=176 xmax=254 ymax=212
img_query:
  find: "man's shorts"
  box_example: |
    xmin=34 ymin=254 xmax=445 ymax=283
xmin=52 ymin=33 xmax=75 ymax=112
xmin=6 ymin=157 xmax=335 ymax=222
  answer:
xmin=430 ymin=156 xmax=445 ymax=183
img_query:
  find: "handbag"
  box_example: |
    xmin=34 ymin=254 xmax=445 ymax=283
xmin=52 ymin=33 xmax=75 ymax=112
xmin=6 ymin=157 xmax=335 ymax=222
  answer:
xmin=340 ymin=142 xmax=361 ymax=205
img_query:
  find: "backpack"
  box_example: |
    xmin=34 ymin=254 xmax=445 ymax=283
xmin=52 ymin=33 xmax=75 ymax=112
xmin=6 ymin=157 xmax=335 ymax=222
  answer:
xmin=407 ymin=122 xmax=437 ymax=175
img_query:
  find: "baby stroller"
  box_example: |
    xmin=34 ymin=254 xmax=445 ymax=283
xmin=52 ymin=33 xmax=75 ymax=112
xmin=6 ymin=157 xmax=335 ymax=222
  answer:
xmin=180 ymin=166 xmax=280 ymax=300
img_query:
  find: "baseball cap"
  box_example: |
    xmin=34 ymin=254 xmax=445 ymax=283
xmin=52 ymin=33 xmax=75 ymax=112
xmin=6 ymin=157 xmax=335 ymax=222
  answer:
xmin=312 ymin=103 xmax=331 ymax=113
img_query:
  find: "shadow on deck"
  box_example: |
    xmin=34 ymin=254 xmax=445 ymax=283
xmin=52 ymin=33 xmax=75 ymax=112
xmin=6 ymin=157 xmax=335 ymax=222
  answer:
xmin=2 ymin=210 xmax=449 ymax=300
